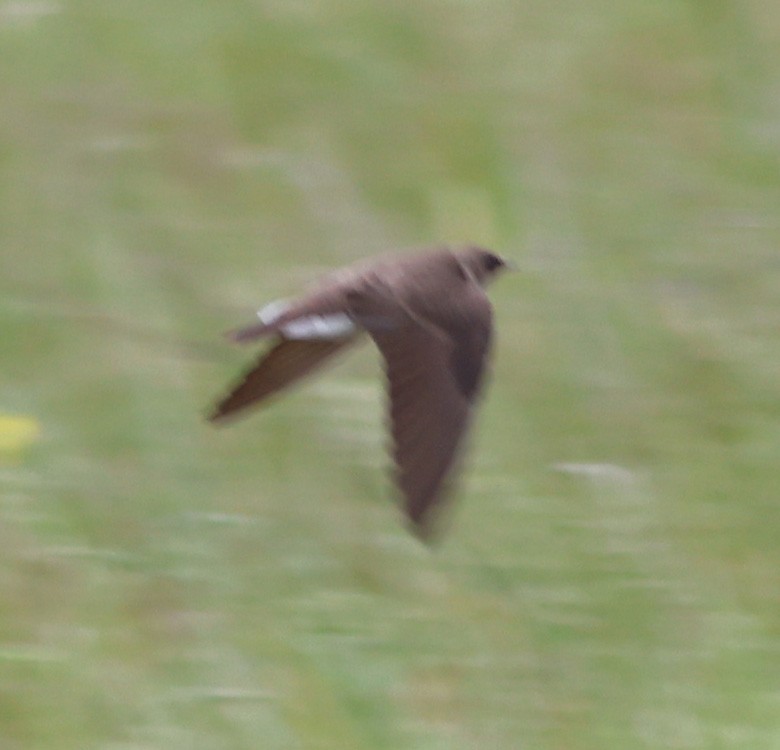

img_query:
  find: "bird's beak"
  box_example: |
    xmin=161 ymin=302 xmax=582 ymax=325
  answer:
xmin=503 ymin=258 xmax=519 ymax=272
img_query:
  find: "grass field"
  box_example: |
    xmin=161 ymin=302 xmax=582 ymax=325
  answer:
xmin=2 ymin=2 xmax=780 ymax=748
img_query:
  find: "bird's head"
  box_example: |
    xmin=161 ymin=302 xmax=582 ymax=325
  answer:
xmin=458 ymin=246 xmax=513 ymax=285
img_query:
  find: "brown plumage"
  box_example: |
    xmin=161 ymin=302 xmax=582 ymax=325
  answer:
xmin=209 ymin=245 xmax=510 ymax=537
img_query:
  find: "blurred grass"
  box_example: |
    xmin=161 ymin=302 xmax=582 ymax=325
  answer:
xmin=2 ymin=1 xmax=780 ymax=748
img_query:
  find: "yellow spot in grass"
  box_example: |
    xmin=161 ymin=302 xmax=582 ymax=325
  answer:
xmin=0 ymin=415 xmax=40 ymax=457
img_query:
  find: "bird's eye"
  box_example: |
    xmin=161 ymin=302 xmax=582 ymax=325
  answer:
xmin=483 ymin=253 xmax=504 ymax=271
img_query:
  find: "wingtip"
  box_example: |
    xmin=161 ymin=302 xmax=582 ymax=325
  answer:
xmin=407 ymin=523 xmax=435 ymax=545
xmin=206 ymin=409 xmax=224 ymax=425
xmin=403 ymin=510 xmax=440 ymax=545
xmin=206 ymin=403 xmax=235 ymax=425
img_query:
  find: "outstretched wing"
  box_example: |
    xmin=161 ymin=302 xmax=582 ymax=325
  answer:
xmin=209 ymin=337 xmax=356 ymax=422
xmin=210 ymin=283 xmax=363 ymax=421
xmin=366 ymin=289 xmax=493 ymax=537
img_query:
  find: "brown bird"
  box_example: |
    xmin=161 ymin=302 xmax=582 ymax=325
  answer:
xmin=209 ymin=245 xmax=510 ymax=538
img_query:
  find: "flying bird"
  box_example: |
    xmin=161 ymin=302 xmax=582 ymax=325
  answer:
xmin=208 ymin=245 xmax=510 ymax=537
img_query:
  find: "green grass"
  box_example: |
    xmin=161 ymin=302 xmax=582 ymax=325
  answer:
xmin=2 ymin=1 xmax=780 ymax=748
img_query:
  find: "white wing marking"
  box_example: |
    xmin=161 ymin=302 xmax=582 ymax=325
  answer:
xmin=281 ymin=313 xmax=355 ymax=340
xmin=257 ymin=299 xmax=291 ymax=325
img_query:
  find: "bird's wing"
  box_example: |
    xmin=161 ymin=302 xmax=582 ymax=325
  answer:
xmin=209 ymin=337 xmax=356 ymax=422
xmin=362 ymin=287 xmax=493 ymax=537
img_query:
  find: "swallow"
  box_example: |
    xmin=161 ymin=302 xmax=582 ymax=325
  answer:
xmin=209 ymin=245 xmax=510 ymax=538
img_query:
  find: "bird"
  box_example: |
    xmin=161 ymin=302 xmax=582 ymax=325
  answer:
xmin=208 ymin=245 xmax=510 ymax=538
